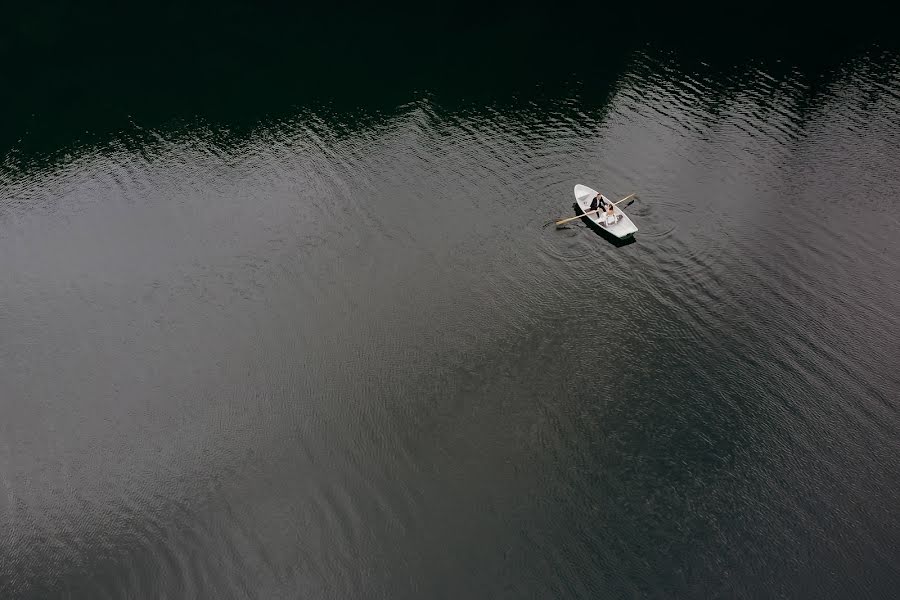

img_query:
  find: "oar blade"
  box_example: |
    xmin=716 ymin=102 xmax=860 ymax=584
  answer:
xmin=613 ymin=193 xmax=637 ymax=206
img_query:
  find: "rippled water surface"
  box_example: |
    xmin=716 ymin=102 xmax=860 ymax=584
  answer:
xmin=2 ymin=13 xmax=900 ymax=598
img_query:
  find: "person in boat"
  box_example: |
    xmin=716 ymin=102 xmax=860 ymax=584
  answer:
xmin=604 ymin=203 xmax=617 ymax=226
xmin=589 ymin=192 xmax=607 ymax=215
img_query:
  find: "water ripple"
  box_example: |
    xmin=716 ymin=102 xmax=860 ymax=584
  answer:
xmin=2 ymin=42 xmax=900 ymax=600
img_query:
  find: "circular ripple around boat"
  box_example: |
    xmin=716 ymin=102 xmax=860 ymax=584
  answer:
xmin=537 ymin=217 xmax=608 ymax=265
xmin=621 ymin=199 xmax=677 ymax=240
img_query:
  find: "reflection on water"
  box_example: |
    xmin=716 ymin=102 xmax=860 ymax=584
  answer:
xmin=2 ymin=24 xmax=900 ymax=599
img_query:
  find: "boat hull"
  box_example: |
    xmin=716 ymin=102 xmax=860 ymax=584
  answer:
xmin=573 ymin=184 xmax=638 ymax=238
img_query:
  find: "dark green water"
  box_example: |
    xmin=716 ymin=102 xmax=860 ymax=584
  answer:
xmin=2 ymin=5 xmax=899 ymax=598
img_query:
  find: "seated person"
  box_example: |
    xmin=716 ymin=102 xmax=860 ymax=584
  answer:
xmin=604 ymin=204 xmax=617 ymax=226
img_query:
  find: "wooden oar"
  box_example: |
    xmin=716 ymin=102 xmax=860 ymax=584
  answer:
xmin=555 ymin=193 xmax=635 ymax=226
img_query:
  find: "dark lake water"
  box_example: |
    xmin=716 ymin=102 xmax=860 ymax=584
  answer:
xmin=2 ymin=6 xmax=899 ymax=598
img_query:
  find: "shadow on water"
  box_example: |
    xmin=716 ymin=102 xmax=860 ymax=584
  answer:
xmin=571 ymin=202 xmax=638 ymax=248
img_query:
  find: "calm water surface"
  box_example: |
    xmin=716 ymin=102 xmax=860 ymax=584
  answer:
xmin=2 ymin=10 xmax=900 ymax=598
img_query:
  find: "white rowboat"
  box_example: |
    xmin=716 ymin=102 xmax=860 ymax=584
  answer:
xmin=573 ymin=184 xmax=638 ymax=239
